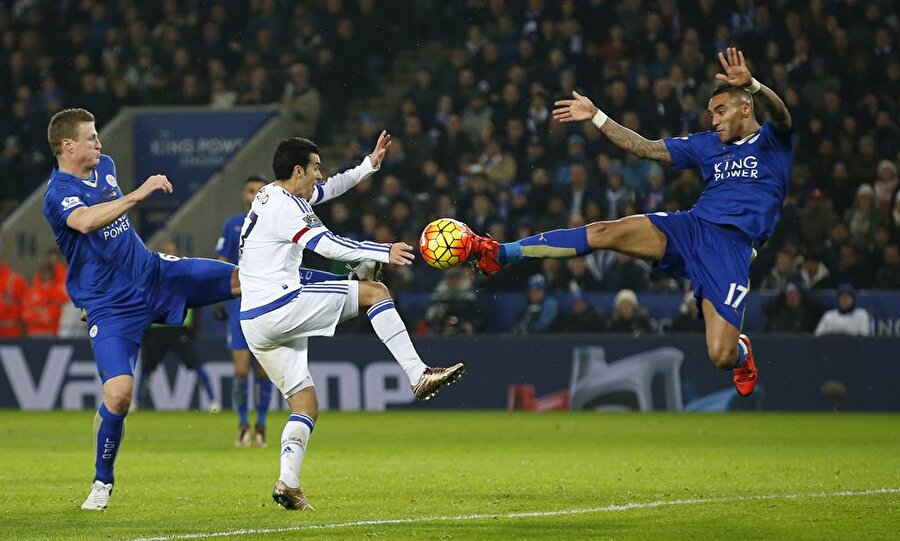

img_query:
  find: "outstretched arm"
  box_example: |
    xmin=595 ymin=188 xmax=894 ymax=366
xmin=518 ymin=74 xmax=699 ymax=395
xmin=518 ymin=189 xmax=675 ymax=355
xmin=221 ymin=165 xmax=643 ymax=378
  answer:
xmin=310 ymin=130 xmax=392 ymax=205
xmin=553 ymin=91 xmax=672 ymax=164
xmin=300 ymin=229 xmax=414 ymax=266
xmin=66 ymin=174 xmax=172 ymax=234
xmin=717 ymin=47 xmax=792 ymax=131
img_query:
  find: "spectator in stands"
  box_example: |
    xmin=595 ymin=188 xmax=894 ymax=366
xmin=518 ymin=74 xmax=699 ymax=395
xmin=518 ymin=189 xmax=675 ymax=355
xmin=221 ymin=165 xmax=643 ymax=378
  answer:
xmin=761 ymin=248 xmax=797 ymax=290
xmin=0 ymin=255 xmax=27 ymax=338
xmin=600 ymin=253 xmax=650 ymax=292
xmin=22 ymin=254 xmax=69 ymax=337
xmin=607 ymin=289 xmax=653 ymax=335
xmin=829 ymin=243 xmax=873 ymax=289
xmin=874 ymin=160 xmax=898 ymax=217
xmin=664 ymin=289 xmax=701 ymax=333
xmin=875 ymin=244 xmax=900 ymax=289
xmin=844 ymin=184 xmax=882 ymax=247
xmin=209 ymin=78 xmax=238 ymax=109
xmin=823 ymin=221 xmax=851 ymax=270
xmin=423 ymin=267 xmax=482 ymax=336
xmin=565 ymin=257 xmax=601 ymax=292
xmin=560 ymin=290 xmax=606 ymax=333
xmin=642 ymin=167 xmax=667 ymax=213
xmin=798 ymin=189 xmax=838 ymax=251
xmin=532 ymin=260 xmax=565 ymax=294
xmin=603 ymin=172 xmax=634 ymax=220
xmin=814 ymin=284 xmax=872 ymax=337
xmin=795 ymin=250 xmax=831 ymax=290
xmin=282 ymin=63 xmax=321 ymax=138
xmin=763 ymin=281 xmax=822 ymax=333
xmin=513 ymin=274 xmax=559 ymax=334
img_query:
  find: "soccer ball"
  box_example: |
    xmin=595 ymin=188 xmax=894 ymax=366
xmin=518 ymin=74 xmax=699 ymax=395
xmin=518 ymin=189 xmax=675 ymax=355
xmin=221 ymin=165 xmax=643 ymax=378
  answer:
xmin=419 ymin=218 xmax=473 ymax=270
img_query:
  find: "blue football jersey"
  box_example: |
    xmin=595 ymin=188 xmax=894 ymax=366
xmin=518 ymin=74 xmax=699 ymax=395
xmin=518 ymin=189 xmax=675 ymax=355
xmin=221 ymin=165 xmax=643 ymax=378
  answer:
xmin=43 ymin=154 xmax=156 ymax=310
xmin=664 ymin=122 xmax=795 ymax=245
xmin=215 ymin=214 xmax=245 ymax=264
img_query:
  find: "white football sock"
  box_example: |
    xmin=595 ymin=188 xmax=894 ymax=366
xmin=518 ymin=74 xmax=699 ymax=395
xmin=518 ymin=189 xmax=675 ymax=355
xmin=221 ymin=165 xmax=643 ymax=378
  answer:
xmin=367 ymin=299 xmax=427 ymax=384
xmin=279 ymin=413 xmax=314 ymax=489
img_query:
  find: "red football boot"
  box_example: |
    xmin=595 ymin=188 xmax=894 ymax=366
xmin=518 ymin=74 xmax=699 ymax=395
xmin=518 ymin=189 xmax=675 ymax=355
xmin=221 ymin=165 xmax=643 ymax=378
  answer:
xmin=468 ymin=232 xmax=504 ymax=275
xmin=733 ymin=334 xmax=758 ymax=396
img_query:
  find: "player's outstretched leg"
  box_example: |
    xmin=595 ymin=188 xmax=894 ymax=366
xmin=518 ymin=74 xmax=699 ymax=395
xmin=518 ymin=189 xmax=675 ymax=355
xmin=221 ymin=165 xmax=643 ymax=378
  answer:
xmin=469 ymin=216 xmax=666 ymax=275
xmin=358 ymin=281 xmax=464 ymax=400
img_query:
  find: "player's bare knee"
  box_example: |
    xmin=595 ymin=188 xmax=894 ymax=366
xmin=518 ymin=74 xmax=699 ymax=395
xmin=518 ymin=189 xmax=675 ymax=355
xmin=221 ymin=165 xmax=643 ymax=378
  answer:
xmin=707 ymin=343 xmax=737 ymax=370
xmin=360 ymin=280 xmax=391 ymax=306
xmin=104 ymin=391 xmax=131 ymax=414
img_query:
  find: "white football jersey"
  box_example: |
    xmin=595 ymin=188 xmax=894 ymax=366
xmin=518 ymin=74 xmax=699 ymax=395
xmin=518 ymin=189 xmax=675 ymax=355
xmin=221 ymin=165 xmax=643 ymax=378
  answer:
xmin=239 ymin=183 xmax=391 ymax=315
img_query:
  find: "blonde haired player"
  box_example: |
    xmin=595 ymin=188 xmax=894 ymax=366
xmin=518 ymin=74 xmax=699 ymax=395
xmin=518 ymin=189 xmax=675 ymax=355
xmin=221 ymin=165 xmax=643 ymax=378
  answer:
xmin=239 ymin=135 xmax=464 ymax=510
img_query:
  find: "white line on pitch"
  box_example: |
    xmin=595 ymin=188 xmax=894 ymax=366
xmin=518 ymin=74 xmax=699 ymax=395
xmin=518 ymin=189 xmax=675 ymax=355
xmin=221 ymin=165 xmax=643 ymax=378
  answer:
xmin=130 ymin=487 xmax=900 ymax=541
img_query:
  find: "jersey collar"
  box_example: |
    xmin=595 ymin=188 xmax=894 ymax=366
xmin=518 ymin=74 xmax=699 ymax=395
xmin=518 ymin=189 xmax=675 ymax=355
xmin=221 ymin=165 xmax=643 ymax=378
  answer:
xmin=52 ymin=167 xmax=99 ymax=187
xmin=731 ymin=130 xmax=761 ymax=146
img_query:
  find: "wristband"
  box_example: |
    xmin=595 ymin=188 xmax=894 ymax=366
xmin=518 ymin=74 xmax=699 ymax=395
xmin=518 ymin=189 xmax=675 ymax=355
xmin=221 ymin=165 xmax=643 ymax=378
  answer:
xmin=591 ymin=109 xmax=609 ymax=129
xmin=746 ymin=78 xmax=761 ymax=94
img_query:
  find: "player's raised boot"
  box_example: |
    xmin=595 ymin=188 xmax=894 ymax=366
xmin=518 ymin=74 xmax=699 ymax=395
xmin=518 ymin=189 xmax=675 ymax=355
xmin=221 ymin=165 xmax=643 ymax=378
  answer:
xmin=80 ymin=480 xmax=113 ymax=511
xmin=469 ymin=233 xmax=503 ymax=275
xmin=236 ymin=424 xmax=251 ymax=447
xmin=412 ymin=363 xmax=466 ymax=400
xmin=733 ymin=334 xmax=758 ymax=396
xmin=348 ymin=260 xmax=384 ymax=282
xmin=272 ymin=480 xmax=314 ymax=510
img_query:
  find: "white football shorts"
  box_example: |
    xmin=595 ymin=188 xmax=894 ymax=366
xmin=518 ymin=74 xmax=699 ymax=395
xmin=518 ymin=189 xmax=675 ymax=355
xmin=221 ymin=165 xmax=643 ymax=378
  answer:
xmin=240 ymin=280 xmax=359 ymax=398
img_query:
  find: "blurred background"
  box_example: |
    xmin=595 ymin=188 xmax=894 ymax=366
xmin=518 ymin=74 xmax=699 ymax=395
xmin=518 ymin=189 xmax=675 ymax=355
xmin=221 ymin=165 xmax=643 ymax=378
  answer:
xmin=0 ymin=0 xmax=898 ymax=412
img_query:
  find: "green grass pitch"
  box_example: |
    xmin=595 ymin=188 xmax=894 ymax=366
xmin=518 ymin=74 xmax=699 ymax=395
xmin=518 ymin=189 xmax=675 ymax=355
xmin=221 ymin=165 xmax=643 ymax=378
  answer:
xmin=1 ymin=411 xmax=898 ymax=540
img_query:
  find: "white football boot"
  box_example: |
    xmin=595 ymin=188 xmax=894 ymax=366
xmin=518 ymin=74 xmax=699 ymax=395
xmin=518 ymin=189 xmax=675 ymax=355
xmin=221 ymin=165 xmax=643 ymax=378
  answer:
xmin=81 ymin=480 xmax=113 ymax=510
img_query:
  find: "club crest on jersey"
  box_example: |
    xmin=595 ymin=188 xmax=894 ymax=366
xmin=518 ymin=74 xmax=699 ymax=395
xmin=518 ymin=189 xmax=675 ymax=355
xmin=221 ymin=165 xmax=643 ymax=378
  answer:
xmin=61 ymin=196 xmax=83 ymax=210
xmin=303 ymin=214 xmax=323 ymax=228
xmin=105 ymin=174 xmax=118 ymax=187
xmin=89 ymin=325 xmax=98 ymax=338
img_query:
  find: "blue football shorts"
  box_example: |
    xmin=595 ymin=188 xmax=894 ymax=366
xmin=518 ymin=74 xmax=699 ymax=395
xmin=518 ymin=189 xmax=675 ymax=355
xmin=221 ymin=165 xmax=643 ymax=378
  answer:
xmin=646 ymin=211 xmax=754 ymax=329
xmin=87 ymin=255 xmax=236 ymax=382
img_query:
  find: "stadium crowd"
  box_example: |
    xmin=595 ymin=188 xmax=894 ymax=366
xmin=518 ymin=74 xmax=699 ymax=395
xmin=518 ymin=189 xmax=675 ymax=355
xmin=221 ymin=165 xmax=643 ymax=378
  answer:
xmin=1 ymin=0 xmax=898 ymax=336
xmin=0 ymin=0 xmax=419 ymax=207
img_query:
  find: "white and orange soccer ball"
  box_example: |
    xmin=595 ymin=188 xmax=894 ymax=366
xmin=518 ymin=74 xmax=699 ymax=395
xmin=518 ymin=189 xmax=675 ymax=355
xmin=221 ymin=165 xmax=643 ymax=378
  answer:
xmin=419 ymin=218 xmax=473 ymax=270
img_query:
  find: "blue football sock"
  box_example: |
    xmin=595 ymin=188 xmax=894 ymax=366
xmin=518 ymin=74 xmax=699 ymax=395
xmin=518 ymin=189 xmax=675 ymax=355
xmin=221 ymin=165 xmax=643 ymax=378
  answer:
xmin=501 ymin=226 xmax=590 ymax=263
xmin=195 ymin=365 xmax=214 ymax=402
xmin=735 ymin=340 xmax=748 ymax=368
xmin=233 ymin=378 xmax=249 ymax=426
xmin=300 ymin=268 xmax=347 ymax=284
xmin=94 ymin=403 xmax=126 ymax=485
xmin=255 ymin=377 xmax=272 ymax=428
